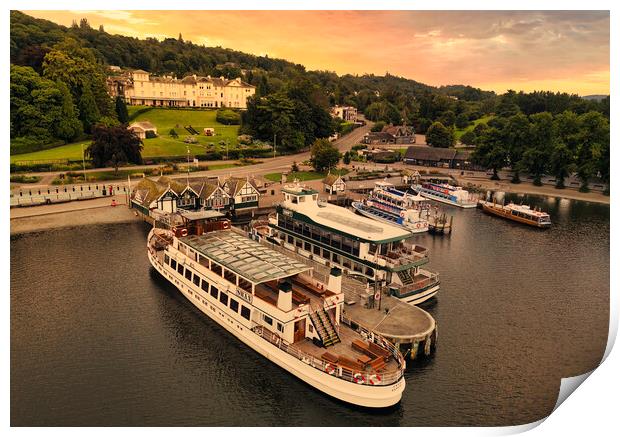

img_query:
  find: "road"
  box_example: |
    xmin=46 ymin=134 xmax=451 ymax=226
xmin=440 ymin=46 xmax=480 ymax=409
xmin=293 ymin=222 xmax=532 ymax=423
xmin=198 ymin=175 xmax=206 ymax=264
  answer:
xmin=14 ymin=120 xmax=374 ymax=188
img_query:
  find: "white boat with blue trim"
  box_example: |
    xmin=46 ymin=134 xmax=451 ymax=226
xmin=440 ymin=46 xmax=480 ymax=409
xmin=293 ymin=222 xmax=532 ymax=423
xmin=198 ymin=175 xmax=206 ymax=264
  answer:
xmin=412 ymin=182 xmax=478 ymax=208
xmin=352 ymin=181 xmax=429 ymax=234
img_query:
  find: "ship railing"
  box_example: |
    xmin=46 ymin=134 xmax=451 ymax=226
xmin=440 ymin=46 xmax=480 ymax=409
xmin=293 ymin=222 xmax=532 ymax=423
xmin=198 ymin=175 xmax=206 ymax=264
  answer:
xmin=252 ymin=324 xmax=404 ymax=386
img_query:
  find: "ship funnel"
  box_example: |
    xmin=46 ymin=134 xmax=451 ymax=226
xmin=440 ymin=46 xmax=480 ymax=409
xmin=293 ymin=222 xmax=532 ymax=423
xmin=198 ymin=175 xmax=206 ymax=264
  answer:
xmin=277 ymin=280 xmax=293 ymax=312
xmin=327 ymin=267 xmax=342 ymax=294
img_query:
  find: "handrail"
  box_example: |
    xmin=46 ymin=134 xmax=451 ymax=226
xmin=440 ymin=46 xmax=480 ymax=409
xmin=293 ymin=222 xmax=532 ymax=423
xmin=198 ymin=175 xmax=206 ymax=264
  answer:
xmin=252 ymin=324 xmax=404 ymax=386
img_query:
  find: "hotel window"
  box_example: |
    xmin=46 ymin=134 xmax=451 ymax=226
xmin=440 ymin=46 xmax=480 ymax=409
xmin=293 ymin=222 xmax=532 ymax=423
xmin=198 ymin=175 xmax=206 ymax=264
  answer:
xmin=263 ymin=314 xmax=273 ymax=326
xmin=241 ymin=305 xmax=251 ymax=320
xmin=211 ymin=286 xmax=219 ymax=299
xmin=219 ymin=292 xmax=228 ymax=306
xmin=230 ymin=298 xmax=239 ymax=313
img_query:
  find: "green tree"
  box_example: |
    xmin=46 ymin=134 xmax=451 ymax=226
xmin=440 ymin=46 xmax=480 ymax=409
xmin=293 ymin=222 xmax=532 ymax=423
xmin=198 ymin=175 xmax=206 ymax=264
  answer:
xmin=54 ymin=80 xmax=82 ymax=142
xmin=455 ymin=112 xmax=470 ymax=129
xmin=343 ymin=151 xmax=351 ymax=165
xmin=310 ymin=138 xmax=340 ymax=172
xmin=522 ymin=112 xmax=554 ymax=185
xmin=115 ymin=96 xmax=129 ymax=123
xmin=371 ymin=121 xmax=386 ymax=132
xmin=460 ymin=130 xmax=476 ymax=146
xmin=438 ymin=110 xmax=456 ymax=127
xmin=549 ymin=140 xmax=574 ymax=189
xmin=86 ymin=124 xmax=143 ymax=172
xmin=473 ymin=127 xmax=508 ymax=180
xmin=78 ymin=81 xmax=100 ymax=133
xmin=505 ymin=113 xmax=530 ymax=183
xmin=575 ymin=111 xmax=609 ymax=192
xmin=426 ymin=122 xmax=454 ymax=148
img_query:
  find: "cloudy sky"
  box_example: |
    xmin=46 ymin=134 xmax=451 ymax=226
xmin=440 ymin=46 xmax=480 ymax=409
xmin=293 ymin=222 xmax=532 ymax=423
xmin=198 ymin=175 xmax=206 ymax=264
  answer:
xmin=26 ymin=10 xmax=610 ymax=95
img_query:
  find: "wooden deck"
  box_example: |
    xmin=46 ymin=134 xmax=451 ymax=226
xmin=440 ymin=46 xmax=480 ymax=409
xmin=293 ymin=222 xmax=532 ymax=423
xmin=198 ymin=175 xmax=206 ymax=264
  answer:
xmin=294 ymin=324 xmax=399 ymax=373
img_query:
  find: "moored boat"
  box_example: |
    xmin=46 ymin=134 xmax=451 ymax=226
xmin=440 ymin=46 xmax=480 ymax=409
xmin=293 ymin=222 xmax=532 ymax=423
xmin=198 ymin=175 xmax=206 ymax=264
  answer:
xmin=264 ymin=183 xmax=440 ymax=306
xmin=352 ymin=181 xmax=429 ymax=234
xmin=412 ymin=182 xmax=477 ymax=208
xmin=478 ymin=200 xmax=552 ymax=228
xmin=147 ymin=210 xmax=406 ymax=408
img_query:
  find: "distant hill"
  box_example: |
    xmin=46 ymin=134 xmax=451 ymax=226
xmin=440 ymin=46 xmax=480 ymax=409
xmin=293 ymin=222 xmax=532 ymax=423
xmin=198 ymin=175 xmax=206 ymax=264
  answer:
xmin=582 ymin=95 xmax=608 ymax=101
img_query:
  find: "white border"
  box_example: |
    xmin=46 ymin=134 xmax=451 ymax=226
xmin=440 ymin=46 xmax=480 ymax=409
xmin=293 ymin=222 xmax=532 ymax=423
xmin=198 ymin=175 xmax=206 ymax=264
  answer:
xmin=3 ymin=1 xmax=616 ymax=435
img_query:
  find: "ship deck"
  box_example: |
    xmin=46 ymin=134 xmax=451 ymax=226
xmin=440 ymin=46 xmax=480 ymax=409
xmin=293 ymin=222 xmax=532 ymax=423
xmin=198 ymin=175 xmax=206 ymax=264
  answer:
xmin=294 ymin=324 xmax=400 ymax=373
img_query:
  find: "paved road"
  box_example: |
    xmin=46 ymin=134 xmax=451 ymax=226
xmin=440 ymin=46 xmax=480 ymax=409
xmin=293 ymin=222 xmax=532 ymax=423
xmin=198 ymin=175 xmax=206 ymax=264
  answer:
xmin=14 ymin=120 xmax=374 ymax=188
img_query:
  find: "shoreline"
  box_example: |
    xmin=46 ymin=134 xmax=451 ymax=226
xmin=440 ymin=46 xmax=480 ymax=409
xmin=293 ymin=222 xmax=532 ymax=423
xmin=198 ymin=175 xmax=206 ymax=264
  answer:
xmin=10 ymin=198 xmax=142 ymax=236
xmin=456 ymin=176 xmax=610 ymax=205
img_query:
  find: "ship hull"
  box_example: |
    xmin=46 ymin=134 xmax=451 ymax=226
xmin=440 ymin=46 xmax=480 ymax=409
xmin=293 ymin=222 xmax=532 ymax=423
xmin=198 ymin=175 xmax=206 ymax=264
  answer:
xmin=147 ymin=237 xmax=405 ymax=408
xmin=414 ymin=189 xmax=477 ymax=209
xmin=478 ymin=201 xmax=551 ymax=228
xmin=352 ymin=202 xmax=428 ymax=234
xmin=396 ymin=283 xmax=440 ymax=305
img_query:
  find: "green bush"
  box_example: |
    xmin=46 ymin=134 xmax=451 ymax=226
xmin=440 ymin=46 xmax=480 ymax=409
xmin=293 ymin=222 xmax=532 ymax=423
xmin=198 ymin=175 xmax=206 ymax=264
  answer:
xmin=216 ymin=109 xmax=241 ymax=125
xmin=10 ymin=136 xmax=66 ymax=155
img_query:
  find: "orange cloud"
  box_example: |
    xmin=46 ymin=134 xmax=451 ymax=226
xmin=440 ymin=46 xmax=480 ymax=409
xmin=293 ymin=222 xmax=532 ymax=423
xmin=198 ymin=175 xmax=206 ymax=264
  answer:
xmin=23 ymin=10 xmax=610 ymax=95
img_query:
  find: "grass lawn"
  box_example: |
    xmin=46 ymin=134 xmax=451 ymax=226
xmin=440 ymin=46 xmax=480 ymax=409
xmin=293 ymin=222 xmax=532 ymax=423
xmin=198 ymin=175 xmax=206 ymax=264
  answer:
xmin=454 ymin=115 xmax=494 ymax=140
xmin=264 ymin=169 xmax=349 ymax=183
xmin=10 ymin=141 xmax=91 ymax=163
xmin=11 ymin=107 xmax=240 ymax=163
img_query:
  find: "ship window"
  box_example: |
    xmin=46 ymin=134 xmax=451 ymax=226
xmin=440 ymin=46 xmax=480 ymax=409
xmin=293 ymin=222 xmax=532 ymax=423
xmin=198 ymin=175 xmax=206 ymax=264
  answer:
xmin=211 ymin=286 xmax=219 ymax=299
xmin=219 ymin=292 xmax=228 ymax=306
xmin=193 ymin=275 xmax=200 ymax=286
xmin=277 ymin=322 xmax=284 ymax=333
xmin=171 ymin=259 xmax=177 ymax=269
xmin=177 ymin=264 xmax=184 ymax=275
xmin=291 ymin=197 xmax=298 ymax=204
xmin=304 ymin=241 xmax=311 ymax=251
xmin=263 ymin=314 xmax=273 ymax=325
xmin=185 ymin=269 xmax=192 ymax=280
xmin=241 ymin=305 xmax=251 ymax=320
xmin=230 ymin=298 xmax=239 ymax=313
xmin=164 ymin=255 xmax=170 ymax=264
xmin=313 ymin=245 xmax=321 ymax=255
xmin=201 ymin=281 xmax=209 ymax=292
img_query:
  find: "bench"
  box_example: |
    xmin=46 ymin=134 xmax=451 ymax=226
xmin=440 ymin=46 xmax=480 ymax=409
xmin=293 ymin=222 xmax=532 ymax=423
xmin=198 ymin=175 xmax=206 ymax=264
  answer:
xmin=321 ymin=351 xmax=338 ymax=364
xmin=292 ymin=278 xmax=325 ymax=297
xmin=369 ymin=356 xmax=387 ymax=372
xmin=351 ymin=339 xmax=380 ymax=360
xmin=337 ymin=355 xmax=364 ymax=372
xmin=368 ymin=342 xmax=391 ymax=361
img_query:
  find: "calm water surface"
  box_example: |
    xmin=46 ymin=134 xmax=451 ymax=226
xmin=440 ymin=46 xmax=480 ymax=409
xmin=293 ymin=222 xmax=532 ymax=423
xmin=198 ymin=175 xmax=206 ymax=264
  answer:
xmin=11 ymin=193 xmax=609 ymax=426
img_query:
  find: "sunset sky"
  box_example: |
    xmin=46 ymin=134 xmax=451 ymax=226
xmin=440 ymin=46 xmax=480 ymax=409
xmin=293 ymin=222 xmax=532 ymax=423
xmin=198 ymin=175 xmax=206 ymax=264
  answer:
xmin=25 ymin=10 xmax=610 ymax=95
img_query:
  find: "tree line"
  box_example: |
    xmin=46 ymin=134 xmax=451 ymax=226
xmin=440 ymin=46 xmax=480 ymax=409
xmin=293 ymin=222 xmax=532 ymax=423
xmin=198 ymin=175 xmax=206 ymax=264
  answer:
xmin=471 ymin=110 xmax=609 ymax=192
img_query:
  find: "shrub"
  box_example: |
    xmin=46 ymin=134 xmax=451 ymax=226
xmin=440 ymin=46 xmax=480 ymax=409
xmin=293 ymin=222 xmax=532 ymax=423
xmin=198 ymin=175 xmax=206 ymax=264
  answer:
xmin=216 ymin=108 xmax=241 ymax=125
xmin=371 ymin=121 xmax=386 ymax=132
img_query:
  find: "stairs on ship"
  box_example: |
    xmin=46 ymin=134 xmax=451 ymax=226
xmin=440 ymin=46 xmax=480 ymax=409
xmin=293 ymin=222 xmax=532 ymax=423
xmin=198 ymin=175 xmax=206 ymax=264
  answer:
xmin=309 ymin=307 xmax=341 ymax=347
xmin=397 ymin=269 xmax=414 ymax=285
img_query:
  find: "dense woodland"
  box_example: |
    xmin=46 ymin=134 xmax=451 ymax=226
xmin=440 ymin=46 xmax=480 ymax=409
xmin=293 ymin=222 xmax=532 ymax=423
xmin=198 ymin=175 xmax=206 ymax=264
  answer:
xmin=9 ymin=11 xmax=610 ymax=190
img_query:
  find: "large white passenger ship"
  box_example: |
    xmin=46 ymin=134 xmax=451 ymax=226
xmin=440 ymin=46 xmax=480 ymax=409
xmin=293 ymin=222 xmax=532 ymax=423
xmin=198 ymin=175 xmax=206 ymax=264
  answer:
xmin=147 ymin=210 xmax=406 ymax=408
xmin=265 ymin=184 xmax=440 ymax=305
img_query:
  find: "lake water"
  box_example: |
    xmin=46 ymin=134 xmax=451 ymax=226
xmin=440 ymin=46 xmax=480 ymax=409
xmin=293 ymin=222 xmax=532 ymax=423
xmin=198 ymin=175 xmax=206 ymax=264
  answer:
xmin=10 ymin=193 xmax=609 ymax=426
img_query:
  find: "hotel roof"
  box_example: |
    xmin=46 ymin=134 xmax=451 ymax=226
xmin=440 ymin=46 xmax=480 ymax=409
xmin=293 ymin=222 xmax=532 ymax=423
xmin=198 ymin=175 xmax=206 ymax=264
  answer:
xmin=180 ymin=231 xmax=311 ymax=284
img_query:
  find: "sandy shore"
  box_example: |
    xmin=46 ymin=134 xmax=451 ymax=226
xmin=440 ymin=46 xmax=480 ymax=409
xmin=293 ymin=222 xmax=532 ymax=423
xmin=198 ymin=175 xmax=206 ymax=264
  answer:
xmin=455 ymin=176 xmax=610 ymax=205
xmin=10 ymin=198 xmax=142 ymax=235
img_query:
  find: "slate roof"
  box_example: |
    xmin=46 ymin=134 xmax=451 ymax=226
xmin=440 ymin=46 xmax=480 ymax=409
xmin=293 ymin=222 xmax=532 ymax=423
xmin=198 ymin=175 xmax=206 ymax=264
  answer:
xmin=404 ymin=146 xmax=457 ymax=161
